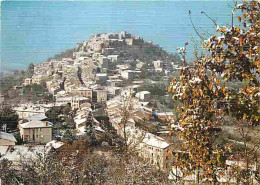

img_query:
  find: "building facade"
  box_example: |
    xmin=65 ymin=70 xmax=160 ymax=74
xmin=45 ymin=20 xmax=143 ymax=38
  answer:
xmin=19 ymin=121 xmax=53 ymax=144
xmin=71 ymin=97 xmax=89 ymax=110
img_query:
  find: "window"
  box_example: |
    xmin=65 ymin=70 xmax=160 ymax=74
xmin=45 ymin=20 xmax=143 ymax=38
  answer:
xmin=24 ymin=135 xmax=29 ymax=141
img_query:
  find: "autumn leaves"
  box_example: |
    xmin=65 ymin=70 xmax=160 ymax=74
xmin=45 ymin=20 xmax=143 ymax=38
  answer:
xmin=168 ymin=0 xmax=260 ymax=182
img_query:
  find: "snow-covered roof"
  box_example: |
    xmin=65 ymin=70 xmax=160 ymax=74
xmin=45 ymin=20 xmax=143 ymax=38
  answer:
xmin=24 ymin=113 xmax=47 ymax=121
xmin=0 ymin=146 xmax=9 ymax=155
xmin=143 ymin=133 xmax=169 ymax=149
xmin=72 ymin=97 xmax=89 ymax=101
xmin=46 ymin=140 xmax=64 ymax=149
xmin=75 ymin=117 xmax=87 ymax=125
xmin=94 ymin=125 xmax=105 ymax=132
xmin=77 ymin=125 xmax=105 ymax=136
xmin=0 ymin=132 xmax=17 ymax=142
xmin=96 ymin=73 xmax=107 ymax=77
xmin=20 ymin=121 xmax=53 ymax=129
xmin=75 ymin=87 xmax=92 ymax=91
xmin=136 ymin=91 xmax=151 ymax=96
xmin=128 ymin=119 xmax=135 ymax=123
xmin=13 ymin=105 xmax=48 ymax=113
xmin=124 ymin=127 xmax=169 ymax=149
xmin=157 ymin=112 xmax=174 ymax=116
xmin=55 ymin=96 xmax=73 ymax=102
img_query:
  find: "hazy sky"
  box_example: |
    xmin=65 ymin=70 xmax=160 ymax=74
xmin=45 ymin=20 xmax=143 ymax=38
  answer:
xmin=1 ymin=0 xmax=235 ymax=72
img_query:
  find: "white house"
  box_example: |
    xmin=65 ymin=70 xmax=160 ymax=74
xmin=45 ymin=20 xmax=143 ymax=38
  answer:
xmin=121 ymin=70 xmax=136 ymax=79
xmin=135 ymin=91 xmax=151 ymax=101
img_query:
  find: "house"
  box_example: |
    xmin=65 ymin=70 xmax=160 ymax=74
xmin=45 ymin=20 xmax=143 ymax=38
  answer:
xmin=121 ymin=70 xmax=136 ymax=79
xmin=93 ymin=89 xmax=107 ymax=103
xmin=74 ymin=108 xmax=105 ymax=136
xmin=139 ymin=132 xmax=172 ymax=170
xmin=107 ymin=95 xmax=172 ymax=171
xmin=102 ymin=48 xmax=115 ymax=55
xmin=135 ymin=91 xmax=151 ymax=101
xmin=134 ymin=106 xmax=153 ymax=122
xmin=71 ymin=97 xmax=89 ymax=110
xmin=71 ymin=87 xmax=93 ymax=101
xmin=107 ymin=95 xmax=151 ymax=128
xmin=153 ymin=60 xmax=163 ymax=68
xmin=153 ymin=60 xmax=163 ymax=69
xmin=55 ymin=96 xmax=73 ymax=105
xmin=119 ymin=31 xmax=131 ymax=40
xmin=74 ymin=108 xmax=91 ymax=130
xmin=155 ymin=67 xmax=163 ymax=72
xmin=32 ymin=75 xmax=43 ymax=84
xmin=80 ymin=102 xmax=92 ymax=109
xmin=24 ymin=113 xmax=47 ymax=121
xmin=96 ymin=73 xmax=108 ymax=85
xmin=23 ymin=78 xmax=32 ymax=86
xmin=120 ymin=126 xmax=172 ymax=171
xmin=116 ymin=64 xmax=130 ymax=74
xmin=0 ymin=132 xmax=17 ymax=146
xmin=152 ymin=60 xmax=164 ymax=72
xmin=19 ymin=120 xmax=53 ymax=144
xmin=98 ymin=56 xmax=110 ymax=68
xmin=125 ymin=38 xmax=134 ymax=46
xmin=13 ymin=104 xmax=49 ymax=119
xmin=107 ymin=55 xmax=119 ymax=62
xmin=107 ymin=86 xmax=121 ymax=96
xmin=107 ymin=79 xmax=123 ymax=87
xmin=156 ymin=112 xmax=174 ymax=122
xmin=136 ymin=61 xmax=144 ymax=69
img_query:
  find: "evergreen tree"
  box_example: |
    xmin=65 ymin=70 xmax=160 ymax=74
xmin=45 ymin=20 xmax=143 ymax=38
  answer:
xmin=28 ymin=63 xmax=34 ymax=75
xmin=0 ymin=107 xmax=19 ymax=132
xmin=85 ymin=112 xmax=97 ymax=145
xmin=62 ymin=129 xmax=76 ymax=144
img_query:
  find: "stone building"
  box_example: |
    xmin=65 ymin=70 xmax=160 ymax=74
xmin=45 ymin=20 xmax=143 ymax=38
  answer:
xmin=71 ymin=97 xmax=89 ymax=110
xmin=23 ymin=78 xmax=32 ymax=86
xmin=32 ymin=75 xmax=43 ymax=85
xmin=71 ymin=87 xmax=93 ymax=101
xmin=93 ymin=89 xmax=107 ymax=103
xmin=19 ymin=121 xmax=53 ymax=144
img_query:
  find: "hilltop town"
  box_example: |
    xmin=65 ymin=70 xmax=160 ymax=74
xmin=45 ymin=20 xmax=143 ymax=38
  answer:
xmin=1 ymin=28 xmax=259 ymax=184
xmin=1 ymin=0 xmax=260 ymax=183
xmin=0 ymin=31 xmax=185 ymax=182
